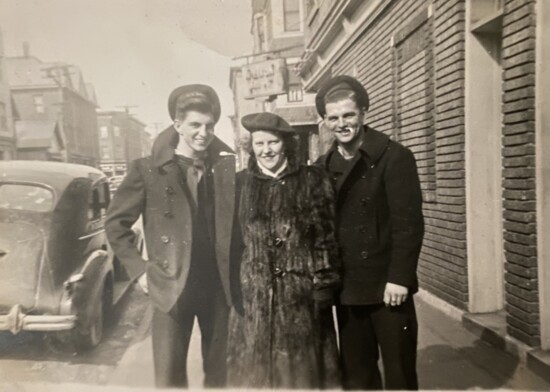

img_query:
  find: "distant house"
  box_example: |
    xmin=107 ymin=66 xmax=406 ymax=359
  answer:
xmin=5 ymin=45 xmax=99 ymax=166
xmin=0 ymin=29 xmax=15 ymax=159
xmin=15 ymin=120 xmax=65 ymax=161
xmin=96 ymin=109 xmax=150 ymax=180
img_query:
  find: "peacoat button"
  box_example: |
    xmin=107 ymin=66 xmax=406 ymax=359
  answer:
xmin=162 ymin=260 xmax=169 ymax=269
xmin=361 ymin=251 xmax=369 ymax=260
xmin=360 ymin=198 xmax=368 ymax=205
xmin=164 ymin=211 xmax=173 ymax=218
xmin=273 ymin=267 xmax=285 ymax=277
xmin=161 ymin=235 xmax=170 ymax=244
xmin=360 ymin=226 xmax=367 ymax=233
xmin=165 ymin=186 xmax=175 ymax=195
xmin=361 ymin=174 xmax=367 ymax=179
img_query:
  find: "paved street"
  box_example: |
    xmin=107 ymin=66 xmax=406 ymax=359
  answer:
xmin=0 ymin=285 xmax=149 ymax=386
xmin=1 ymin=289 xmax=549 ymax=391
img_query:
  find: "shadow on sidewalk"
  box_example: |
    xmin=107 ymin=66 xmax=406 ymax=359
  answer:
xmin=418 ymin=341 xmax=519 ymax=389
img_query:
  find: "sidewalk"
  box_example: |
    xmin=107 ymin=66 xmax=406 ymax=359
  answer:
xmin=106 ymin=294 xmax=550 ymax=390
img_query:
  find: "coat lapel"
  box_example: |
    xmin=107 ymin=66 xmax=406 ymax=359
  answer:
xmin=320 ymin=127 xmax=390 ymax=194
xmin=212 ymin=155 xmax=236 ymax=298
xmin=335 ymin=153 xmax=361 ymax=193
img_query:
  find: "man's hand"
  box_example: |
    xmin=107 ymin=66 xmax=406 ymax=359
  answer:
xmin=383 ymin=282 xmax=408 ymax=307
xmin=138 ymin=273 xmax=149 ymax=295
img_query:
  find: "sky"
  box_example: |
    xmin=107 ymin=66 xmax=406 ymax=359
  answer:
xmin=0 ymin=0 xmax=253 ymax=147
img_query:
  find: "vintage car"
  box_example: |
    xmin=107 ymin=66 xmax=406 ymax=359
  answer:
xmin=0 ymin=160 xmax=136 ymax=351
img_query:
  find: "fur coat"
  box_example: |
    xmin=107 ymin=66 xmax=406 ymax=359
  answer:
xmin=227 ymin=158 xmax=341 ymax=389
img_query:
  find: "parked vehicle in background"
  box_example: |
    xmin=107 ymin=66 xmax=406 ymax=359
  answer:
xmin=107 ymin=175 xmax=125 ymax=194
xmin=0 ymin=161 xmax=136 ymax=351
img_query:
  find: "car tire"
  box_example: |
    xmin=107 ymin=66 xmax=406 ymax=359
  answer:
xmin=47 ymin=276 xmax=113 ymax=354
xmin=72 ymin=277 xmax=112 ymax=351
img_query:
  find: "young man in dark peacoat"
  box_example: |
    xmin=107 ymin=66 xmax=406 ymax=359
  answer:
xmin=315 ymin=75 xmax=425 ymax=390
xmin=105 ymin=84 xmax=239 ymax=388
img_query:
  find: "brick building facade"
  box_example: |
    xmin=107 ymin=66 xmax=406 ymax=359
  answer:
xmin=6 ymin=52 xmax=99 ymax=166
xmin=298 ymin=0 xmax=550 ymax=362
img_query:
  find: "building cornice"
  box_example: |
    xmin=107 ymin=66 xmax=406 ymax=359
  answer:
xmin=298 ymin=0 xmax=393 ymax=92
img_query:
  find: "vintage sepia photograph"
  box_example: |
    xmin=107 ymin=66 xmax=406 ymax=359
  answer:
xmin=0 ymin=0 xmax=549 ymax=391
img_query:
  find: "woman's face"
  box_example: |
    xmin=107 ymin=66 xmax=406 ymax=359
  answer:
xmin=251 ymin=130 xmax=285 ymax=172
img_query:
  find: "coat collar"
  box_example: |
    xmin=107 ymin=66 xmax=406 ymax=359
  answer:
xmin=151 ymin=125 xmax=235 ymax=168
xmin=319 ymin=126 xmax=390 ymax=167
xmin=248 ymin=156 xmax=301 ymax=181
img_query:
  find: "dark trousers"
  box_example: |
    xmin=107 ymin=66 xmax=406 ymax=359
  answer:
xmin=151 ymin=273 xmax=229 ymax=388
xmin=337 ymin=298 xmax=418 ymax=390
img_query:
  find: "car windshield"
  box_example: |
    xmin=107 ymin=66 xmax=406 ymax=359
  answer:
xmin=0 ymin=184 xmax=54 ymax=212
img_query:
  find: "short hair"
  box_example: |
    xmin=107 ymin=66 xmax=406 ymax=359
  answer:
xmin=324 ymin=88 xmax=361 ymax=109
xmin=174 ymin=95 xmax=215 ymax=121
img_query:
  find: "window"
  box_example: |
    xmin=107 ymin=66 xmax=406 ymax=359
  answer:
xmin=33 ymin=95 xmax=45 ymax=114
xmin=101 ymin=146 xmax=111 ymax=159
xmin=100 ymin=126 xmax=109 ymax=139
xmin=113 ymin=126 xmax=121 ymax=138
xmin=88 ymin=183 xmax=109 ymax=220
xmin=283 ymin=0 xmax=301 ymax=32
xmin=256 ymin=15 xmax=266 ymax=53
xmin=287 ymin=84 xmax=303 ymax=102
xmin=0 ymin=184 xmax=54 ymax=212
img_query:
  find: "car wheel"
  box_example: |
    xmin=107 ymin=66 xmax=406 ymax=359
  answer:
xmin=73 ymin=278 xmax=111 ymax=351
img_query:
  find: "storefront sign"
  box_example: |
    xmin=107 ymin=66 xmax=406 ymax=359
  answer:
xmin=243 ymin=58 xmax=288 ymax=99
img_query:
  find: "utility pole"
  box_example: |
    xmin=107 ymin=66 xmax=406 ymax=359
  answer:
xmin=42 ymin=64 xmax=73 ymax=162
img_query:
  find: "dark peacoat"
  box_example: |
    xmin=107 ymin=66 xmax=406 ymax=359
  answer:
xmin=316 ymin=126 xmax=424 ymax=305
xmin=105 ymin=126 xmax=238 ymax=313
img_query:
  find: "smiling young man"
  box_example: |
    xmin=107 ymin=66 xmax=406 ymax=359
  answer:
xmin=105 ymin=84 xmax=239 ymax=388
xmin=315 ymin=76 xmax=425 ymax=390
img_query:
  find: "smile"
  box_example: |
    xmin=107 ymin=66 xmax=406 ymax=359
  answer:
xmin=335 ymin=127 xmax=353 ymax=134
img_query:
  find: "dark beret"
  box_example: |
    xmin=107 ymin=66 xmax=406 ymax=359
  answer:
xmin=168 ymin=84 xmax=221 ymax=123
xmin=315 ymin=75 xmax=369 ymax=117
xmin=241 ymin=112 xmax=295 ymax=134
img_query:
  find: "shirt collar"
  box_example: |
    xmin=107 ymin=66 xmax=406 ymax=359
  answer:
xmin=256 ymin=158 xmax=288 ymax=178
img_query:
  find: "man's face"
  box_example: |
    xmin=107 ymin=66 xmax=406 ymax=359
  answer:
xmin=251 ymin=130 xmax=285 ymax=172
xmin=324 ymin=98 xmax=364 ymax=146
xmin=175 ymin=110 xmax=215 ymax=153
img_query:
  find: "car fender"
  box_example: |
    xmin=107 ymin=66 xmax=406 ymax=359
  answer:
xmin=69 ymin=249 xmax=112 ymax=330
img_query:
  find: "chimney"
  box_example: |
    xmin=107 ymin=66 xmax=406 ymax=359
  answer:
xmin=23 ymin=41 xmax=30 ymax=57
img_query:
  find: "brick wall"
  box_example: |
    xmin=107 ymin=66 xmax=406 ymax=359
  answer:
xmin=502 ymin=0 xmax=539 ymax=346
xmin=329 ymin=0 xmax=469 ymax=309
xmin=429 ymin=0 xmax=468 ymax=309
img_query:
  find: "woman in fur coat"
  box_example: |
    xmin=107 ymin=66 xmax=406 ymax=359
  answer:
xmin=227 ymin=112 xmax=341 ymax=389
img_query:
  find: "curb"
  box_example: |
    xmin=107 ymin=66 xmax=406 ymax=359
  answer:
xmin=527 ymin=348 xmax=550 ymax=384
xmin=418 ymin=289 xmax=550 ymax=384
